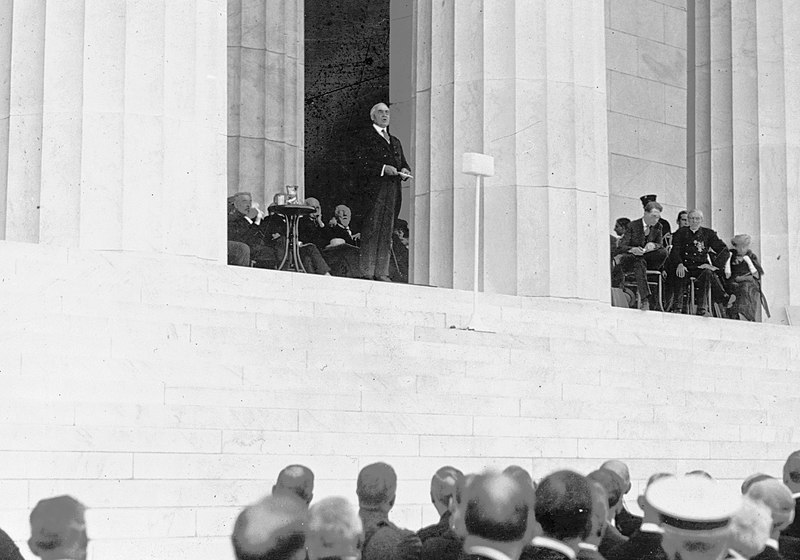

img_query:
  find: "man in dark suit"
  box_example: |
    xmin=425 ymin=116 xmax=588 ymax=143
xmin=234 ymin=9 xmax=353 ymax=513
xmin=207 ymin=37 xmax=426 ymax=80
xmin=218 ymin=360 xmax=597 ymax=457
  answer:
xmin=606 ymin=473 xmax=671 ymax=560
xmin=418 ymin=466 xmax=463 ymax=543
xmin=669 ymin=209 xmax=731 ymax=316
xmin=357 ymin=462 xmax=421 ymax=560
xmin=521 ymin=470 xmax=593 ymax=560
xmin=586 ymin=470 xmax=628 ymax=558
xmin=461 ymin=471 xmax=533 ymax=560
xmin=600 ymin=460 xmax=642 ymax=538
xmin=353 ymin=102 xmax=411 ymax=281
xmin=618 ymin=201 xmax=668 ymax=310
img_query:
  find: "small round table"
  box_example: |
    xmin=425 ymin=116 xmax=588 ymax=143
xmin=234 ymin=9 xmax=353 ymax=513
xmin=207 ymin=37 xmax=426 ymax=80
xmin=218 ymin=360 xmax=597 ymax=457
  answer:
xmin=273 ymin=204 xmax=315 ymax=272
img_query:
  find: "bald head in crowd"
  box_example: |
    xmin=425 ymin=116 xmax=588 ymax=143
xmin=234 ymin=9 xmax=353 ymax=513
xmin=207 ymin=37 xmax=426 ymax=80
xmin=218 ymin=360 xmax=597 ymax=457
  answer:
xmin=535 ymin=470 xmax=593 ymax=546
xmin=232 ymin=494 xmax=307 ymax=560
xmin=273 ymin=465 xmax=315 ymax=505
xmin=357 ymin=462 xmax=397 ymax=512
xmin=307 ymin=497 xmax=363 ymax=560
xmin=460 ymin=472 xmax=532 ymax=560
xmin=600 ymin=461 xmax=631 ymax=494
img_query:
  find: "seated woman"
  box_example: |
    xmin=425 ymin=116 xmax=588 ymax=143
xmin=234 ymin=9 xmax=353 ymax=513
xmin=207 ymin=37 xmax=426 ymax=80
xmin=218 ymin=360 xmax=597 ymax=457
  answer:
xmin=724 ymin=234 xmax=767 ymax=321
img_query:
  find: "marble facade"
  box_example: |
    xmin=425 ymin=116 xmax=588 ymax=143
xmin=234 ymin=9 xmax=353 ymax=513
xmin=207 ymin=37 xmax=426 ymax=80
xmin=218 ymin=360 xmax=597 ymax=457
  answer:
xmin=0 ymin=0 xmax=227 ymax=261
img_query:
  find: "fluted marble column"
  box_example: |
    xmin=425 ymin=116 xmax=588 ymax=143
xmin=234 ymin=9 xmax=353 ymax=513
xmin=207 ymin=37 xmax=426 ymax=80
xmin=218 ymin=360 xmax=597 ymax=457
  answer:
xmin=694 ymin=0 xmax=800 ymax=321
xmin=0 ymin=0 xmax=227 ymax=260
xmin=227 ymin=0 xmax=303 ymax=209
xmin=411 ymin=0 xmax=610 ymax=300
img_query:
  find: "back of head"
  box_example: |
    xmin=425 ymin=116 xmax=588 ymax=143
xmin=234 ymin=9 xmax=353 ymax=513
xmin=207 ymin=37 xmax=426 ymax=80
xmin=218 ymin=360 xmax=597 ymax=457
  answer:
xmin=274 ymin=465 xmax=315 ymax=505
xmin=587 ymin=469 xmax=624 ymax=510
xmin=232 ymin=494 xmax=307 ymax=560
xmin=464 ymin=472 xmax=530 ymax=543
xmin=307 ymin=497 xmax=363 ymax=560
xmin=600 ymin=460 xmax=631 ymax=493
xmin=535 ymin=470 xmax=593 ymax=542
xmin=430 ymin=466 xmax=463 ymax=508
xmin=357 ymin=462 xmax=397 ymax=511
xmin=728 ymin=497 xmax=771 ymax=558
xmin=747 ymin=479 xmax=796 ymax=531
xmin=503 ymin=465 xmax=535 ymax=490
xmin=29 ymin=495 xmax=87 ymax=560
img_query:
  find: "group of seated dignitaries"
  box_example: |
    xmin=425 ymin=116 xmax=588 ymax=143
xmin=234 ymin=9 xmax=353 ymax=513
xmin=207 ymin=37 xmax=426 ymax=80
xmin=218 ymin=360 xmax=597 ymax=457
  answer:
xmin=225 ymin=450 xmax=800 ymax=560
xmin=227 ymin=191 xmax=331 ymax=274
xmin=611 ymin=194 xmax=764 ymax=318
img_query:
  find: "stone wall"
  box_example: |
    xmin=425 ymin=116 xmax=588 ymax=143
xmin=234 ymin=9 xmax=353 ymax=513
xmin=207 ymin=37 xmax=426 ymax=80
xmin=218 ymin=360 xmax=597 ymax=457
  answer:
xmin=606 ymin=0 xmax=689 ymax=228
xmin=1 ymin=240 xmax=799 ymax=559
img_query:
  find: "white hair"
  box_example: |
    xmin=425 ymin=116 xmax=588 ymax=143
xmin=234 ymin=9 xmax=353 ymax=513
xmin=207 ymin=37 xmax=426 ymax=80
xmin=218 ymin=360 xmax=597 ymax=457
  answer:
xmin=307 ymin=497 xmax=363 ymax=560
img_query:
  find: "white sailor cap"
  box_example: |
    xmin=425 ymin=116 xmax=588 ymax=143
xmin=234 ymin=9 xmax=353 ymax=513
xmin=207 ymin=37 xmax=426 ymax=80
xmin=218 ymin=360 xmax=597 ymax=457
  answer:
xmin=646 ymin=476 xmax=741 ymax=537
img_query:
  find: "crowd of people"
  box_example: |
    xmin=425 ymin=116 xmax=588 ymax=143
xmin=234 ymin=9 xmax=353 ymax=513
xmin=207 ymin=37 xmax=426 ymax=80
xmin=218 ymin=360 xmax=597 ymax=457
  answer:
xmin=227 ymin=102 xmax=410 ymax=283
xmin=4 ymin=453 xmax=800 ymax=560
xmin=610 ymin=195 xmax=768 ymax=321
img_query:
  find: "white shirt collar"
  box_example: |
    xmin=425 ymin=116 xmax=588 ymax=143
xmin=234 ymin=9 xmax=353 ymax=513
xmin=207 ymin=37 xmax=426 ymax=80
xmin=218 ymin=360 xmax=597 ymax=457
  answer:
xmin=465 ymin=545 xmax=515 ymax=560
xmin=640 ymin=523 xmax=664 ymax=534
xmin=373 ymin=123 xmax=387 ymax=134
xmin=579 ymin=543 xmax=598 ymax=552
xmin=767 ymin=538 xmax=779 ymax=551
xmin=531 ymin=536 xmax=577 ymax=560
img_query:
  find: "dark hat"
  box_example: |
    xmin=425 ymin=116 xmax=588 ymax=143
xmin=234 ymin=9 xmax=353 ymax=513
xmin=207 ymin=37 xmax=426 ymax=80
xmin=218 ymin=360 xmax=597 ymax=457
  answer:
xmin=646 ymin=476 xmax=739 ymax=537
xmin=28 ymin=495 xmax=87 ymax=560
xmin=640 ymin=194 xmax=658 ymax=207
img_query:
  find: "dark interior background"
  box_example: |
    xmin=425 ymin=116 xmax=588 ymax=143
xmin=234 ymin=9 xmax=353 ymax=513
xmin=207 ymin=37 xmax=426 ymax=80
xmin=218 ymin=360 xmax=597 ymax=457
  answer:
xmin=304 ymin=0 xmax=390 ymax=226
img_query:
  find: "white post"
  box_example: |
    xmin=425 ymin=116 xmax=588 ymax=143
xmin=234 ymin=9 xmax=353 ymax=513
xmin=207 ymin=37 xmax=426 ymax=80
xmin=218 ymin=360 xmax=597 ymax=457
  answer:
xmin=462 ymin=153 xmax=495 ymax=329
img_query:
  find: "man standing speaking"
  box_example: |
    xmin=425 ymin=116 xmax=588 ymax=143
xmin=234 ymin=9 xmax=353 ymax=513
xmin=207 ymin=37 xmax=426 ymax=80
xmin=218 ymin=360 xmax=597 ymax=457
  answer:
xmin=354 ymin=102 xmax=411 ymax=281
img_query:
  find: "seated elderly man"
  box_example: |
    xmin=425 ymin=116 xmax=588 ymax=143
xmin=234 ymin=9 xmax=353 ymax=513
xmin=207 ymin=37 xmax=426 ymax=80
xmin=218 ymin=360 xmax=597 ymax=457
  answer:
xmin=299 ymin=197 xmax=331 ymax=249
xmin=232 ymin=494 xmax=308 ymax=560
xmin=323 ymin=204 xmax=362 ymax=278
xmin=668 ymin=209 xmax=732 ymax=316
xmin=307 ymin=497 xmax=364 ymax=560
xmin=521 ymin=470 xmax=594 ymax=560
xmin=357 ymin=462 xmax=421 ymax=560
xmin=617 ymin=201 xmax=669 ymax=310
xmin=461 ymin=471 xmax=534 ymax=560
xmin=28 ymin=495 xmax=87 ymax=560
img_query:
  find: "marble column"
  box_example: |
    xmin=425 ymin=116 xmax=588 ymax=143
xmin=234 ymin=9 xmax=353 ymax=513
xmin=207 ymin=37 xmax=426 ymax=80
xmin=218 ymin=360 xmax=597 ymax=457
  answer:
xmin=410 ymin=0 xmax=610 ymax=300
xmin=227 ymin=0 xmax=304 ymax=209
xmin=693 ymin=0 xmax=800 ymax=321
xmin=0 ymin=0 xmax=227 ymax=261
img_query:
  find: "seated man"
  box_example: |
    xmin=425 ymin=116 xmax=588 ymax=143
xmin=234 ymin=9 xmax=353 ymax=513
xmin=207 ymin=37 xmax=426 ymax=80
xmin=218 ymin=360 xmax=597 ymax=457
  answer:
xmin=299 ymin=197 xmax=331 ymax=250
xmin=228 ymin=192 xmax=284 ymax=269
xmin=668 ymin=209 xmax=732 ymax=316
xmin=617 ymin=201 xmax=669 ymax=310
xmin=266 ymin=204 xmax=331 ymax=275
xmin=323 ymin=204 xmax=361 ymax=278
